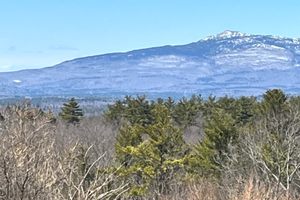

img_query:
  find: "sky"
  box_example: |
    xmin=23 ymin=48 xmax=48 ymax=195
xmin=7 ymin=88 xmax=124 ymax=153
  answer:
xmin=1 ymin=0 xmax=300 ymax=72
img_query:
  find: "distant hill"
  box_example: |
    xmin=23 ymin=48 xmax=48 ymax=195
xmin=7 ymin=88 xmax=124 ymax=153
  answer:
xmin=1 ymin=30 xmax=300 ymax=98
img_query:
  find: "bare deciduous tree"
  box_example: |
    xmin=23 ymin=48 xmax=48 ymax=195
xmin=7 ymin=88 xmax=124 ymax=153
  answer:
xmin=241 ymin=106 xmax=300 ymax=198
xmin=0 ymin=104 xmax=127 ymax=200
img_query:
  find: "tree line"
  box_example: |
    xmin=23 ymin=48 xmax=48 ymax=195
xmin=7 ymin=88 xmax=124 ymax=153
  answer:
xmin=1 ymin=89 xmax=300 ymax=199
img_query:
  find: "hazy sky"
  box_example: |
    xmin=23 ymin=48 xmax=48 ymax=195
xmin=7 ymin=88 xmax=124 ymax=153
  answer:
xmin=1 ymin=0 xmax=300 ymax=71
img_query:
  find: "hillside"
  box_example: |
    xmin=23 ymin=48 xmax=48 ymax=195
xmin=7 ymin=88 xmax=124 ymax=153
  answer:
xmin=1 ymin=30 xmax=300 ymax=98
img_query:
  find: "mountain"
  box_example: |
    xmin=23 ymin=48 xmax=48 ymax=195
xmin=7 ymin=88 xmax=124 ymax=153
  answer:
xmin=1 ymin=30 xmax=300 ymax=98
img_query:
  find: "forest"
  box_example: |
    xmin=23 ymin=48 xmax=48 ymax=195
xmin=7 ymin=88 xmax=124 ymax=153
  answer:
xmin=1 ymin=89 xmax=300 ymax=200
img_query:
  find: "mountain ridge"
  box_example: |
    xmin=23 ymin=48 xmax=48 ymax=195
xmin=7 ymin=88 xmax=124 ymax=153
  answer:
xmin=1 ymin=30 xmax=300 ymax=98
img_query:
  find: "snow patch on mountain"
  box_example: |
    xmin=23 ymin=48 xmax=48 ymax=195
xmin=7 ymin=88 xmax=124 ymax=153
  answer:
xmin=204 ymin=30 xmax=250 ymax=41
xmin=13 ymin=80 xmax=22 ymax=83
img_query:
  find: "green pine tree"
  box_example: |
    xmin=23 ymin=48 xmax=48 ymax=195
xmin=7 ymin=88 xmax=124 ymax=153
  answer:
xmin=173 ymin=95 xmax=203 ymax=128
xmin=261 ymin=89 xmax=288 ymax=115
xmin=192 ymin=108 xmax=238 ymax=177
xmin=104 ymin=95 xmax=154 ymax=127
xmin=235 ymin=96 xmax=257 ymax=125
xmin=115 ymin=104 xmax=190 ymax=196
xmin=59 ymin=98 xmax=83 ymax=124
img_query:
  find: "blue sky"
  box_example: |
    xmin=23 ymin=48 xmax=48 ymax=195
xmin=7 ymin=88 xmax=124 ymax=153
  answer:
xmin=1 ymin=0 xmax=300 ymax=71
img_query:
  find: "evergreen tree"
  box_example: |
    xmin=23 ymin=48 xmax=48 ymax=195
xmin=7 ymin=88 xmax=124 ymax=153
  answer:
xmin=105 ymin=99 xmax=125 ymax=123
xmin=192 ymin=108 xmax=238 ymax=177
xmin=124 ymin=95 xmax=154 ymax=126
xmin=105 ymin=95 xmax=154 ymax=127
xmin=173 ymin=95 xmax=203 ymax=128
xmin=216 ymin=96 xmax=237 ymax=114
xmin=235 ymin=96 xmax=257 ymax=125
xmin=115 ymin=104 xmax=189 ymax=196
xmin=261 ymin=89 xmax=288 ymax=115
xmin=163 ymin=97 xmax=175 ymax=111
xmin=203 ymin=95 xmax=217 ymax=116
xmin=59 ymin=98 xmax=83 ymax=124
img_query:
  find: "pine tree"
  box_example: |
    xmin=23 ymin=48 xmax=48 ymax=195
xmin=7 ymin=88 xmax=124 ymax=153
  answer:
xmin=59 ymin=98 xmax=83 ymax=124
xmin=192 ymin=108 xmax=238 ymax=176
xmin=104 ymin=95 xmax=154 ymax=127
xmin=261 ymin=89 xmax=288 ymax=115
xmin=115 ymin=104 xmax=189 ymax=196
xmin=173 ymin=95 xmax=203 ymax=128
xmin=235 ymin=96 xmax=257 ymax=125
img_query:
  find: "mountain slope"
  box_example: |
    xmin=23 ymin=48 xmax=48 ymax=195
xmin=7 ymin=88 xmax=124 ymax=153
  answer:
xmin=1 ymin=30 xmax=300 ymax=98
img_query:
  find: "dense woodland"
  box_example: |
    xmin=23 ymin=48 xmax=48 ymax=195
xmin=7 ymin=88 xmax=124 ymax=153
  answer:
xmin=1 ymin=89 xmax=300 ymax=199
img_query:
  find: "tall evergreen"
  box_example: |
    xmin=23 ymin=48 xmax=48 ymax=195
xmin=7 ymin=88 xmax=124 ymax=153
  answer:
xmin=192 ymin=108 xmax=238 ymax=176
xmin=59 ymin=98 xmax=83 ymax=124
xmin=115 ymin=104 xmax=189 ymax=196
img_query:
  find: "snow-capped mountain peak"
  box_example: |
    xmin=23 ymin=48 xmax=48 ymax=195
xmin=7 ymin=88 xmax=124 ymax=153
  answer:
xmin=217 ymin=30 xmax=248 ymax=38
xmin=204 ymin=30 xmax=249 ymax=40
